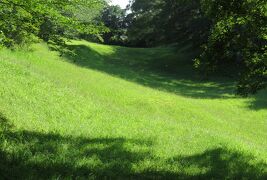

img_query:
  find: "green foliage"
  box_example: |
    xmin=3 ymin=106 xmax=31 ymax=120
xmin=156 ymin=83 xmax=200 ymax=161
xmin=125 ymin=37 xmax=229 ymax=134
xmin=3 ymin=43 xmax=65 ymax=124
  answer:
xmin=127 ymin=0 xmax=210 ymax=47
xmin=100 ymin=5 xmax=128 ymax=45
xmin=0 ymin=1 xmax=38 ymax=47
xmin=0 ymin=0 xmax=106 ymax=47
xmin=196 ymin=0 xmax=267 ymax=95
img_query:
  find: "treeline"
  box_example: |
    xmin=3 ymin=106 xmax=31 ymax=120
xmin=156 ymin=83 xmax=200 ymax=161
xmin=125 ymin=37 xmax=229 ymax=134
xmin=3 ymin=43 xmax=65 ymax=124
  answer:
xmin=1 ymin=0 xmax=266 ymax=95
xmin=102 ymin=0 xmax=267 ymax=95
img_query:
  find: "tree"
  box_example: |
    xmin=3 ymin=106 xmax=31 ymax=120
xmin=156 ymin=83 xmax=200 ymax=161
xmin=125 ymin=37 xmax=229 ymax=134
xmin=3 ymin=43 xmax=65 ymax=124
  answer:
xmin=195 ymin=0 xmax=267 ymax=95
xmin=100 ymin=5 xmax=128 ymax=45
xmin=127 ymin=0 xmax=210 ymax=47
xmin=0 ymin=0 xmax=106 ymax=47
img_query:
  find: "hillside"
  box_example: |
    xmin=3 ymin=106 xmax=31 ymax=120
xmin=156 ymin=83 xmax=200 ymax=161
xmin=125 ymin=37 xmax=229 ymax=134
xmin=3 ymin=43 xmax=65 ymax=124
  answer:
xmin=0 ymin=41 xmax=267 ymax=179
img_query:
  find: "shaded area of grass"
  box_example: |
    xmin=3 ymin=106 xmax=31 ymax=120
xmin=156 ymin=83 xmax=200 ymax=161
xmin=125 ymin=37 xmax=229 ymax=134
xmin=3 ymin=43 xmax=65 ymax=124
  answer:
xmin=1 ymin=113 xmax=266 ymax=179
xmin=59 ymin=43 xmax=235 ymax=99
xmin=55 ymin=41 xmax=266 ymax=109
xmin=249 ymin=89 xmax=267 ymax=110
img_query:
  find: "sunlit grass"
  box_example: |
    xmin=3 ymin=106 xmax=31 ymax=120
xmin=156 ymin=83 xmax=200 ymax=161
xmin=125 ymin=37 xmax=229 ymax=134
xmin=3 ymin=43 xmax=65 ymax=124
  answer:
xmin=0 ymin=41 xmax=266 ymax=179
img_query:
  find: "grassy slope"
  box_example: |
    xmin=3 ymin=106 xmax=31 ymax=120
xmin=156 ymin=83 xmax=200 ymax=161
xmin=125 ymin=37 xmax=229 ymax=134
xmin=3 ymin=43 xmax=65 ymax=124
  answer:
xmin=0 ymin=40 xmax=266 ymax=179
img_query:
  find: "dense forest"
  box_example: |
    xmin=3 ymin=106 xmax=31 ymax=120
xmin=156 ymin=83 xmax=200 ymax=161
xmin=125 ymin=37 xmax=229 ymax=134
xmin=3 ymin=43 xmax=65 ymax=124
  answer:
xmin=0 ymin=0 xmax=266 ymax=95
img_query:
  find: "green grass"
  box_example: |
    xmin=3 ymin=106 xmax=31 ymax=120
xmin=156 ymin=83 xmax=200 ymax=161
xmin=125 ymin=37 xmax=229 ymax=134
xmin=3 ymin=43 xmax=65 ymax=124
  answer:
xmin=0 ymin=40 xmax=266 ymax=179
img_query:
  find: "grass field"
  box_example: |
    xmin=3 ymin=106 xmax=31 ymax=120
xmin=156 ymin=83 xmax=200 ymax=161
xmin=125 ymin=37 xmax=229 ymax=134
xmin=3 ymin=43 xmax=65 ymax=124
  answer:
xmin=0 ymin=40 xmax=267 ymax=179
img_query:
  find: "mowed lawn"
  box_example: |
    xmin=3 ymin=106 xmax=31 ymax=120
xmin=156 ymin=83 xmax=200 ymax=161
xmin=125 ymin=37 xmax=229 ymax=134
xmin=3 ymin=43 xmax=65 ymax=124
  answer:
xmin=0 ymin=40 xmax=267 ymax=179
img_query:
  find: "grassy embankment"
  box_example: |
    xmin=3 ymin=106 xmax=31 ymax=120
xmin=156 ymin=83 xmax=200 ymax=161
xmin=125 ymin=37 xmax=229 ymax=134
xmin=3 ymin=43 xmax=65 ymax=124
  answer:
xmin=0 ymin=40 xmax=266 ymax=179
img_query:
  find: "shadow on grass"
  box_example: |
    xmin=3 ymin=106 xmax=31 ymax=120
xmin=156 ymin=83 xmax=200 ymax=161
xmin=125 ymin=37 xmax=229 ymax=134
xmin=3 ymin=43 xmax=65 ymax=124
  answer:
xmin=57 ymin=43 xmax=236 ymax=100
xmin=249 ymin=89 xmax=267 ymax=110
xmin=1 ymin=113 xmax=266 ymax=179
xmin=58 ymin=43 xmax=267 ymax=109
